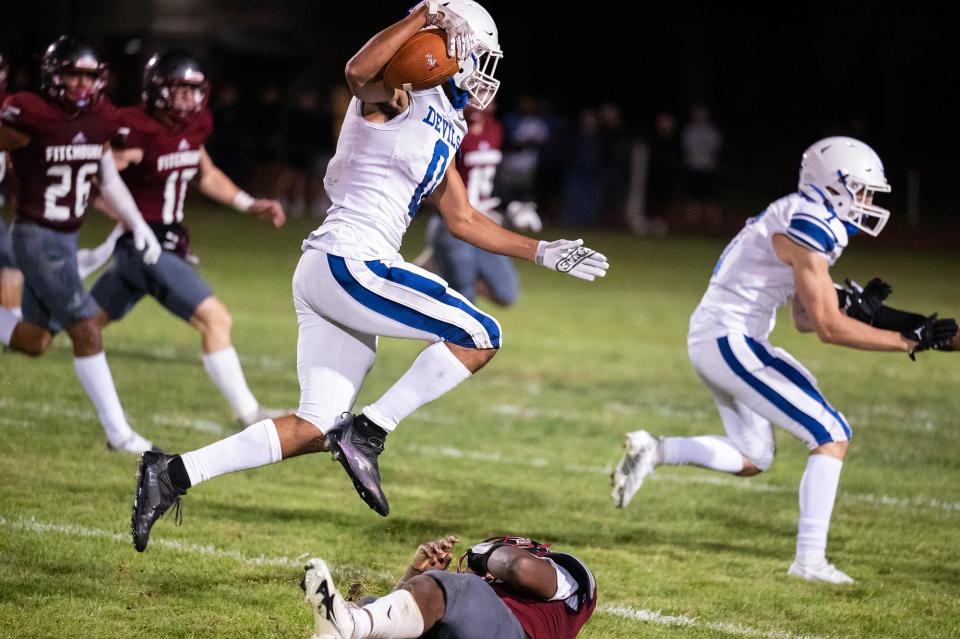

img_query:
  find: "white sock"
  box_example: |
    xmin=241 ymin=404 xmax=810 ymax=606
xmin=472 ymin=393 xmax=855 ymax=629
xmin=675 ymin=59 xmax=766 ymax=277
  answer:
xmin=356 ymin=589 xmax=425 ymax=639
xmin=0 ymin=306 xmax=18 ymax=345
xmin=73 ymin=352 xmax=134 ymax=446
xmin=180 ymin=418 xmax=282 ymax=487
xmin=363 ymin=342 xmax=471 ymax=432
xmin=796 ymin=454 xmax=844 ymax=565
xmin=661 ymin=435 xmax=745 ymax=473
xmin=202 ymin=346 xmax=260 ymax=423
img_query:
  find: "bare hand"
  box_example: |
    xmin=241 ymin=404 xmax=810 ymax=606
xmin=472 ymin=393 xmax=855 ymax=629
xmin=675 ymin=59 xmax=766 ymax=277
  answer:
xmin=410 ymin=535 xmax=459 ymax=572
xmin=249 ymin=199 xmax=286 ymax=228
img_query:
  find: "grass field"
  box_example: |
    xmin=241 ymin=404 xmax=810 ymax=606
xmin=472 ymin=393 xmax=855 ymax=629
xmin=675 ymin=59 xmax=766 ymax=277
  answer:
xmin=1 ymin=206 xmax=959 ymax=639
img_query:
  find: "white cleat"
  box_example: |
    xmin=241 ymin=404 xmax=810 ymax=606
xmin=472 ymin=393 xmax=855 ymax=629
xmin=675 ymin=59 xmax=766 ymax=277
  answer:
xmin=108 ymin=432 xmax=157 ymax=455
xmin=788 ymin=560 xmax=855 ymax=585
xmin=611 ymin=430 xmax=660 ymax=508
xmin=302 ymin=558 xmax=356 ymax=639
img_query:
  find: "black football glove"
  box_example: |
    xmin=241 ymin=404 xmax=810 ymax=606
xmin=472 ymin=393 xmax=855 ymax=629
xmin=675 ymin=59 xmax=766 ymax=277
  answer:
xmin=842 ymin=278 xmax=892 ymax=324
xmin=902 ymin=314 xmax=959 ymax=361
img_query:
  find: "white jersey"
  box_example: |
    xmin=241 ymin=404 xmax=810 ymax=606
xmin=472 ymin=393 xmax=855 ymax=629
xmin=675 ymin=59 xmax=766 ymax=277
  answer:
xmin=305 ymin=87 xmax=466 ymax=260
xmin=688 ymin=192 xmax=851 ymax=344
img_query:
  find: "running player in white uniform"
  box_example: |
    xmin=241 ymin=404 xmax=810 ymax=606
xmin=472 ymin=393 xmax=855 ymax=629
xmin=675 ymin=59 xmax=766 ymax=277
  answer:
xmin=610 ymin=137 xmax=957 ymax=584
xmin=131 ymin=0 xmax=608 ymax=551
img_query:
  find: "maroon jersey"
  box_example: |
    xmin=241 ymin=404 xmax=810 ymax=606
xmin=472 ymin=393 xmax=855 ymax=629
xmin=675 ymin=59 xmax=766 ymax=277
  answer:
xmin=1 ymin=92 xmax=118 ymax=232
xmin=492 ymin=554 xmax=598 ymax=639
xmin=115 ymin=106 xmax=213 ymax=224
xmin=456 ymin=113 xmax=502 ymax=209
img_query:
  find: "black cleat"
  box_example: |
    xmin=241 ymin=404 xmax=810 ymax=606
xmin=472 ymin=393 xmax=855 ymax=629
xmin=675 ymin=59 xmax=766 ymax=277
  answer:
xmin=327 ymin=414 xmax=390 ymax=516
xmin=131 ymin=451 xmax=186 ymax=552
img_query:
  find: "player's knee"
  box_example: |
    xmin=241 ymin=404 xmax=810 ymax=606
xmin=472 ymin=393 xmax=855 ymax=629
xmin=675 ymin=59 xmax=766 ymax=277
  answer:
xmin=402 ymin=575 xmax=445 ymax=629
xmin=0 ymin=268 xmax=23 ymax=288
xmin=17 ymin=329 xmax=53 ymax=357
xmin=737 ymin=461 xmax=765 ymax=477
xmin=213 ymin=306 xmax=233 ymax=335
xmin=196 ymin=298 xmax=232 ymax=337
xmin=67 ymin=319 xmax=102 ymax=354
xmin=814 ymin=439 xmax=848 ymax=461
xmin=743 ymin=449 xmax=774 ymax=473
xmin=490 ymin=288 xmax=518 ymax=308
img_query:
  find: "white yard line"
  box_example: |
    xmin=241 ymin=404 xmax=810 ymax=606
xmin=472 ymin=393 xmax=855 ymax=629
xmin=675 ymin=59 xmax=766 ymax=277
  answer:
xmin=0 ymin=397 xmax=227 ymax=436
xmin=403 ymin=443 xmax=960 ymax=514
xmin=3 ymin=397 xmax=958 ymax=513
xmin=599 ymin=605 xmax=826 ymax=639
xmin=0 ymin=514 xmax=823 ymax=639
xmin=0 ymin=514 xmax=392 ymax=580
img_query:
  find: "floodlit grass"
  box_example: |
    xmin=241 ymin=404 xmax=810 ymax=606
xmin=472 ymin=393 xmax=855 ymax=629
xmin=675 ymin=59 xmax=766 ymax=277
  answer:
xmin=1 ymin=207 xmax=958 ymax=638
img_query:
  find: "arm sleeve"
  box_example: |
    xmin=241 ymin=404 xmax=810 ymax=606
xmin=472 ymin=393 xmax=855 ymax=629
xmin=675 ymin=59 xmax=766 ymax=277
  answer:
xmin=1 ymin=94 xmax=34 ymax=136
xmin=543 ymin=557 xmax=579 ymax=602
xmin=871 ymin=305 xmax=927 ymax=332
xmin=98 ymin=149 xmax=147 ymax=229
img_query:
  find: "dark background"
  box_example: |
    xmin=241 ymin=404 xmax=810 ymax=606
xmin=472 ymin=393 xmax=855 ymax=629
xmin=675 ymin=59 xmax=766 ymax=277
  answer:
xmin=2 ymin=0 xmax=957 ymax=230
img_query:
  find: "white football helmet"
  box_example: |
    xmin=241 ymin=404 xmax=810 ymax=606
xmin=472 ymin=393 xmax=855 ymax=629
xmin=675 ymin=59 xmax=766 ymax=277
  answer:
xmin=798 ymin=136 xmax=891 ymax=236
xmin=444 ymin=0 xmax=502 ymax=110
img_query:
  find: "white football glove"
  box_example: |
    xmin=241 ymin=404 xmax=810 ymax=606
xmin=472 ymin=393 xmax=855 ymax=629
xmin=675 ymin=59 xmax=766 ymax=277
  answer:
xmin=506 ymin=200 xmax=543 ymax=233
xmin=416 ymin=0 xmax=476 ymax=60
xmin=536 ymin=239 xmax=609 ymax=282
xmin=131 ymin=221 xmax=162 ymax=265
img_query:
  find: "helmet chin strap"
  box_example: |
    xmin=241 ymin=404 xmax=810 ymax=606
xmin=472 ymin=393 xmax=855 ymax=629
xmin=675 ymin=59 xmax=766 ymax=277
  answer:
xmin=446 ymin=78 xmax=469 ymax=110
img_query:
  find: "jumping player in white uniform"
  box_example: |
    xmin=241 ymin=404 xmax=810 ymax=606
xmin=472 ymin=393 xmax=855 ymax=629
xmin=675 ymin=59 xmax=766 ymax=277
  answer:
xmin=611 ymin=137 xmax=957 ymax=584
xmin=131 ymin=0 xmax=609 ymax=551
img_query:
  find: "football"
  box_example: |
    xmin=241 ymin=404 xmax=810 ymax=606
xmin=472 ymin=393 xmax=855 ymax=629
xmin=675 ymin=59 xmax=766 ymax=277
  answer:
xmin=383 ymin=29 xmax=459 ymax=91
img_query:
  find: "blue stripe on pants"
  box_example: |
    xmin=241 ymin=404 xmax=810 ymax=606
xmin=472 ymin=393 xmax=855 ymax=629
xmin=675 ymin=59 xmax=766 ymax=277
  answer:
xmin=363 ymin=259 xmax=501 ymax=347
xmin=717 ymin=336 xmax=835 ymax=445
xmin=327 ymin=254 xmax=480 ymax=348
xmin=744 ymin=336 xmax=850 ymax=439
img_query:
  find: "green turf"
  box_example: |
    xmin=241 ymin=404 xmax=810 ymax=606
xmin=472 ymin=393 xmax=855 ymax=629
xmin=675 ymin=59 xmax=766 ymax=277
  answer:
xmin=1 ymin=207 xmax=958 ymax=638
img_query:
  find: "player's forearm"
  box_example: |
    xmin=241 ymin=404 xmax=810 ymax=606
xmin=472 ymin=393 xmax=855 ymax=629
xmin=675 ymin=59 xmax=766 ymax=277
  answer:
xmin=486 ymin=548 xmax=557 ymax=600
xmin=447 ymin=210 xmax=538 ymax=261
xmin=0 ymin=125 xmax=30 ymax=151
xmin=345 ymin=6 xmax=429 ymax=89
xmin=813 ymin=313 xmax=913 ymax=352
xmin=199 ymin=169 xmax=242 ymax=208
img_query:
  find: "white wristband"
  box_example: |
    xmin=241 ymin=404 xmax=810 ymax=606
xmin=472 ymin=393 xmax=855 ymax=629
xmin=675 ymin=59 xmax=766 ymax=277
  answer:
xmin=535 ymin=240 xmax=547 ymax=265
xmin=232 ymin=191 xmax=255 ymax=212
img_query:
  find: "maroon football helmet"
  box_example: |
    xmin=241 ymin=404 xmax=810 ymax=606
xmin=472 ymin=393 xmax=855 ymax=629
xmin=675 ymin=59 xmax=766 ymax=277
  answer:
xmin=40 ymin=36 xmax=109 ymax=111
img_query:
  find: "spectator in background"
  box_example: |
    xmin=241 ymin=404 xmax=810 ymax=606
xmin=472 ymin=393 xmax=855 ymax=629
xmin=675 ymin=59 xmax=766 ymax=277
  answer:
xmin=500 ymin=95 xmax=551 ymax=212
xmin=206 ymin=83 xmax=246 ymax=184
xmin=646 ymin=110 xmax=682 ymax=232
xmin=682 ymin=104 xmax=723 ymax=228
xmin=277 ymin=89 xmax=332 ymax=217
xmin=598 ymin=103 xmax=631 ymax=227
xmin=562 ymin=108 xmax=603 ymax=228
xmin=248 ymin=85 xmax=284 ymax=200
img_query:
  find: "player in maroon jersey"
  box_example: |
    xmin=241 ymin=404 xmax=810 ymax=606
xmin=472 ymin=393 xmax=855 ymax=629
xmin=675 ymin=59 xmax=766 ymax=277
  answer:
xmin=302 ymin=534 xmax=597 ymax=639
xmin=0 ymin=50 xmax=24 ymax=316
xmin=88 ymin=49 xmax=285 ymax=426
xmin=424 ymin=104 xmax=541 ymax=306
xmin=0 ymin=37 xmax=162 ymax=453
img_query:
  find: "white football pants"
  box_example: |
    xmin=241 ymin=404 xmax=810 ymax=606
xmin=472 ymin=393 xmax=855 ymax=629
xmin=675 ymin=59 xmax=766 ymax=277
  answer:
xmin=292 ymin=248 xmax=501 ymax=433
xmin=688 ymin=334 xmax=850 ymax=470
